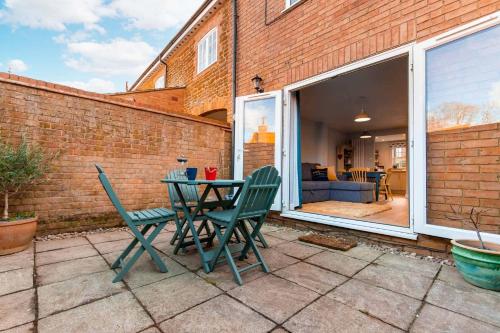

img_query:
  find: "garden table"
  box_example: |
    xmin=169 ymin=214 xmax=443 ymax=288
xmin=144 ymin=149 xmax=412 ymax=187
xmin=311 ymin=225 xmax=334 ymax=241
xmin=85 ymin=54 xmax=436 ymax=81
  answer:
xmin=160 ymin=178 xmax=245 ymax=273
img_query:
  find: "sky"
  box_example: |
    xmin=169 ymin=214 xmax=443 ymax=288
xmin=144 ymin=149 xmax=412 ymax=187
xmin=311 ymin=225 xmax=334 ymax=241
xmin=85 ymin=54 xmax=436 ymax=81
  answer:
xmin=0 ymin=0 xmax=204 ymax=93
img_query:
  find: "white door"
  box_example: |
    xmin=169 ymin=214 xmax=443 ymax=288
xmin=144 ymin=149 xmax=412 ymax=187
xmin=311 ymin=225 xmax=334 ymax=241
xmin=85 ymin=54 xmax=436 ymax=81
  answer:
xmin=234 ymin=91 xmax=283 ymax=210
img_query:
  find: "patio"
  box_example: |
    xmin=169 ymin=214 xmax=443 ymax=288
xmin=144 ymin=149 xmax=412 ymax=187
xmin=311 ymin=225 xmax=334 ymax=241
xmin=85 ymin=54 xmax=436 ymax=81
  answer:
xmin=1 ymin=224 xmax=499 ymax=333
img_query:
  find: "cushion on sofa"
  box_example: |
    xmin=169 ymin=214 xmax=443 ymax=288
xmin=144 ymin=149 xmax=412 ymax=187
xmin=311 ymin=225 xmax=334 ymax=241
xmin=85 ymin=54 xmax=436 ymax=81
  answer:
xmin=302 ymin=163 xmax=320 ymax=181
xmin=317 ymin=165 xmax=338 ymax=181
xmin=312 ymin=168 xmax=328 ymax=181
xmin=330 ymin=181 xmax=374 ymax=191
xmin=302 ymin=180 xmax=331 ymax=191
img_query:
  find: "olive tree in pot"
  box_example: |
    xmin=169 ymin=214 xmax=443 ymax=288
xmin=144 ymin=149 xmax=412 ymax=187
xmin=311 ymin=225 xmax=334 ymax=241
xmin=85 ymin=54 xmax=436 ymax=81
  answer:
xmin=0 ymin=138 xmax=53 ymax=255
xmin=447 ymin=206 xmax=500 ymax=291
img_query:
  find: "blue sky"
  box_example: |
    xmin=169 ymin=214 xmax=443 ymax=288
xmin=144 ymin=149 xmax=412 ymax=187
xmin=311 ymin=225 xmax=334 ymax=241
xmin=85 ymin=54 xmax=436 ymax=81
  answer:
xmin=0 ymin=0 xmax=204 ymax=93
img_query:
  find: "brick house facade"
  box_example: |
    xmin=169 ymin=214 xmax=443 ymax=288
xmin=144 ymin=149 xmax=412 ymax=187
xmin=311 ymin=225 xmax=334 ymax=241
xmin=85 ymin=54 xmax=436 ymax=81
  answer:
xmin=130 ymin=0 xmax=233 ymax=122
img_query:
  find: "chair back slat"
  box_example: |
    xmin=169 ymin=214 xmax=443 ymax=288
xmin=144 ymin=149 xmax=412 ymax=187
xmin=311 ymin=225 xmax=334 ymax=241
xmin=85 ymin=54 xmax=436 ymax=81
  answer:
xmin=351 ymin=168 xmax=369 ymax=182
xmin=235 ymin=166 xmax=281 ymax=220
xmin=166 ymin=169 xmax=200 ymax=206
xmin=95 ymin=165 xmax=129 ymax=220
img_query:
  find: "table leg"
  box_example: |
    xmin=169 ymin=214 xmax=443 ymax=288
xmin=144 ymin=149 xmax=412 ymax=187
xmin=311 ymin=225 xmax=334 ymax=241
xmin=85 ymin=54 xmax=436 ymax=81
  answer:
xmin=375 ymin=175 xmax=380 ymax=201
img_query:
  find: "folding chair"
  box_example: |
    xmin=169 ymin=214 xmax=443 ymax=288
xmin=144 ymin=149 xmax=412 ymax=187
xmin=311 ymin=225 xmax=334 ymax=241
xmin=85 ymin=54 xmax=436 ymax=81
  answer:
xmin=204 ymin=165 xmax=281 ymax=285
xmin=96 ymin=165 xmax=175 ymax=283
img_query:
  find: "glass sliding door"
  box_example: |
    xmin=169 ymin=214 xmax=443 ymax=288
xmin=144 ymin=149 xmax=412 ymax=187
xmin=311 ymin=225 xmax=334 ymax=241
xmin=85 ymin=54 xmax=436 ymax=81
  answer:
xmin=235 ymin=91 xmax=282 ymax=210
xmin=414 ymin=15 xmax=500 ymax=240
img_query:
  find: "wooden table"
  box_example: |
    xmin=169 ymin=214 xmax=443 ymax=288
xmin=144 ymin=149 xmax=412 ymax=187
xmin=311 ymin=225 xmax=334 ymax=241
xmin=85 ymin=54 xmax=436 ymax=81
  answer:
xmin=160 ymin=178 xmax=245 ymax=273
xmin=343 ymin=171 xmax=386 ymax=201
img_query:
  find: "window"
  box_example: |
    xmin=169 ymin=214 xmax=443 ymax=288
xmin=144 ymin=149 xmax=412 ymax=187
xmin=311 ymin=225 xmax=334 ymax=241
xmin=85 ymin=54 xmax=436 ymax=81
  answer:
xmin=391 ymin=145 xmax=406 ymax=169
xmin=285 ymin=0 xmax=301 ymax=8
xmin=154 ymin=75 xmax=165 ymax=89
xmin=197 ymin=28 xmax=217 ymax=73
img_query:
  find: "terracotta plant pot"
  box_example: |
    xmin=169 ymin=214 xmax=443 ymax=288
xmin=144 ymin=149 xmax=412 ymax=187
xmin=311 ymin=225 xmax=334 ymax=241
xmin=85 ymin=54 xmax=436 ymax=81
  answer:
xmin=451 ymin=239 xmax=500 ymax=291
xmin=0 ymin=216 xmax=38 ymax=255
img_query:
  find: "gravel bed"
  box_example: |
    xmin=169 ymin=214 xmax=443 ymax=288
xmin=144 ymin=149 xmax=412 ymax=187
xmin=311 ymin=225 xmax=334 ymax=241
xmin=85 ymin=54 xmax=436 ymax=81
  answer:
xmin=35 ymin=226 xmax=130 ymax=242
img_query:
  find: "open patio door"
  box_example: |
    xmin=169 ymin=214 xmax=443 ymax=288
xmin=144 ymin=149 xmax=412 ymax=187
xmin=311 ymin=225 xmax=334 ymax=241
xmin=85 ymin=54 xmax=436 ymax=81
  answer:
xmin=234 ymin=91 xmax=282 ymax=210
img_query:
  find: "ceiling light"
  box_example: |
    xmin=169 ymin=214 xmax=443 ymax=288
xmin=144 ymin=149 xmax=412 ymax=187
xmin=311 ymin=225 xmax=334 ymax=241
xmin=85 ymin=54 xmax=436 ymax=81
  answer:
xmin=354 ymin=97 xmax=371 ymax=122
xmin=360 ymin=132 xmax=372 ymax=139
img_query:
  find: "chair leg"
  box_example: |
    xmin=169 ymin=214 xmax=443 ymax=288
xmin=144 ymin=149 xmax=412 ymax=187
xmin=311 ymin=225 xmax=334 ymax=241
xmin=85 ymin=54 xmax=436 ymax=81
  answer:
xmin=248 ymin=219 xmax=269 ymax=248
xmin=239 ymin=221 xmax=269 ymax=273
xmin=111 ymin=224 xmax=152 ymax=269
xmin=170 ymin=212 xmax=185 ymax=245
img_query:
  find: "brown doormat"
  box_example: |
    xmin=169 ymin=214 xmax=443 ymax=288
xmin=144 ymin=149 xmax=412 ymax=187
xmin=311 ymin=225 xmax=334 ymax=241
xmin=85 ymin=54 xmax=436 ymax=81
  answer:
xmin=298 ymin=234 xmax=357 ymax=251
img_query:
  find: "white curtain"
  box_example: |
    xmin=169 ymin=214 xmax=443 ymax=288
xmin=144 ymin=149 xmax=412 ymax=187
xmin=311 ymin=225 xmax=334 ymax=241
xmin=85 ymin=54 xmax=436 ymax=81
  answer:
xmin=352 ymin=138 xmax=375 ymax=168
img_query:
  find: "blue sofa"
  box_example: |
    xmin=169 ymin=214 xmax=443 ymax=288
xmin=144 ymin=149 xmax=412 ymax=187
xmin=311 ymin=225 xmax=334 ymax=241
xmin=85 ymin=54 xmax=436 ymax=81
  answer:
xmin=301 ymin=163 xmax=374 ymax=204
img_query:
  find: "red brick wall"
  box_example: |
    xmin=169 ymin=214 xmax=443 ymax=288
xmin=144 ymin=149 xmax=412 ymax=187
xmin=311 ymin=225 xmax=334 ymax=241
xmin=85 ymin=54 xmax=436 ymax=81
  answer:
xmin=0 ymin=74 xmax=231 ymax=235
xmin=243 ymin=142 xmax=275 ymax=177
xmin=236 ymin=0 xmax=500 ymax=96
xmin=111 ymin=88 xmax=185 ymax=114
xmin=136 ymin=0 xmax=233 ymax=122
xmin=427 ymin=123 xmax=500 ymax=233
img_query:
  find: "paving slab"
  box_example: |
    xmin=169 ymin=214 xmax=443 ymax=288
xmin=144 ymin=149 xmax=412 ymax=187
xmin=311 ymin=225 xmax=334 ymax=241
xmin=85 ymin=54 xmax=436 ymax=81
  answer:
xmin=36 ymin=255 xmax=109 ymax=286
xmin=36 ymin=237 xmax=89 ymax=253
xmin=258 ymin=235 xmax=289 ymax=248
xmin=437 ymin=265 xmax=500 ymax=296
xmin=1 ymin=322 xmax=34 ymax=333
xmin=0 ymin=247 xmax=33 ymax=273
xmin=38 ymin=270 xmax=126 ymax=318
xmin=248 ymin=248 xmax=299 ymax=272
xmin=36 ymin=244 xmax=98 ymax=266
xmin=260 ymin=223 xmax=282 ymax=233
xmin=305 ymin=251 xmax=369 ymax=277
xmin=354 ymin=263 xmax=433 ymax=299
xmin=274 ymin=262 xmax=347 ymax=294
xmin=160 ymin=295 xmax=275 ymax=333
xmin=103 ymin=250 xmax=187 ymax=289
xmin=85 ymin=230 xmax=132 ymax=244
xmin=0 ymin=267 xmax=33 ymax=296
xmin=330 ymin=245 xmax=383 ymax=262
xmin=274 ymin=241 xmax=323 ymax=259
xmin=197 ymin=260 xmax=266 ymax=291
xmin=93 ymin=238 xmax=137 ymax=255
xmin=151 ymin=231 xmax=174 ymax=244
xmin=0 ymin=289 xmax=36 ymax=331
xmin=139 ymin=328 xmax=161 ymax=333
xmin=156 ymin=243 xmax=204 ymax=271
xmin=270 ymin=328 xmax=287 ymax=333
xmin=411 ymin=304 xmax=500 ymax=333
xmin=426 ymin=280 xmax=500 ymax=327
xmin=327 ymin=279 xmax=421 ymax=330
xmin=283 ymin=296 xmax=402 ymax=333
xmin=134 ymin=272 xmax=221 ymax=322
xmin=374 ymin=253 xmax=440 ymax=279
xmin=38 ymin=291 xmax=153 ymax=333
xmin=229 ymin=275 xmax=318 ymax=324
xmin=267 ymin=229 xmax=305 ymax=241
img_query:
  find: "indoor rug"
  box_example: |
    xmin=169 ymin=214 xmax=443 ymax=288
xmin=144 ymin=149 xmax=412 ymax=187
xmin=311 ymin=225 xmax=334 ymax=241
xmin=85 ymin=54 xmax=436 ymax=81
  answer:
xmin=299 ymin=200 xmax=392 ymax=218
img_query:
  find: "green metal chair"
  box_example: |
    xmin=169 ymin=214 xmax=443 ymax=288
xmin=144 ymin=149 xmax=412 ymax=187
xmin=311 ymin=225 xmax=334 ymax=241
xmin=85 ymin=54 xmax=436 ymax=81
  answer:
xmin=204 ymin=165 xmax=281 ymax=285
xmin=96 ymin=165 xmax=175 ymax=283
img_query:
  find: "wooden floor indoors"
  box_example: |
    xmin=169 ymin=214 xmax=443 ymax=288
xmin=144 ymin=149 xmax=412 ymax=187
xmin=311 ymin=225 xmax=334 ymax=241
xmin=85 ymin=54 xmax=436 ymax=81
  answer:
xmin=299 ymin=195 xmax=409 ymax=227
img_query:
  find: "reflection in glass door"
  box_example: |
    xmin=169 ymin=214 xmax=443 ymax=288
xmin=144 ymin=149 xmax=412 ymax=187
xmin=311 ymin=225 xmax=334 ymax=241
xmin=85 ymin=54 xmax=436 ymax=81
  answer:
xmin=235 ymin=91 xmax=282 ymax=210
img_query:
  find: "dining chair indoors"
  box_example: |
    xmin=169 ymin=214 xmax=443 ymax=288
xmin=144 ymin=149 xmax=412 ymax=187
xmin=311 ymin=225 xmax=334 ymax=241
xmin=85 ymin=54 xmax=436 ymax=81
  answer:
xmin=96 ymin=165 xmax=175 ymax=283
xmin=204 ymin=165 xmax=281 ymax=285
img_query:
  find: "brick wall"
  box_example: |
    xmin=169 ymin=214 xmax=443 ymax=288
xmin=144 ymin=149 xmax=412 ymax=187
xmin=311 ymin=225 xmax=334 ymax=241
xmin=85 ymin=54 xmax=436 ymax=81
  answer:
xmin=243 ymin=142 xmax=275 ymax=177
xmin=427 ymin=123 xmax=500 ymax=233
xmin=110 ymin=88 xmax=185 ymax=114
xmin=136 ymin=0 xmax=233 ymax=122
xmin=0 ymin=74 xmax=231 ymax=235
xmin=236 ymin=0 xmax=500 ymax=96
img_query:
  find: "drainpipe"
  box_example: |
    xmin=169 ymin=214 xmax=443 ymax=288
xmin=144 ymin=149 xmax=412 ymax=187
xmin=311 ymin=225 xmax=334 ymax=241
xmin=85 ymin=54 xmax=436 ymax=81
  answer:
xmin=231 ymin=0 xmax=238 ymax=179
xmin=160 ymin=58 xmax=168 ymax=87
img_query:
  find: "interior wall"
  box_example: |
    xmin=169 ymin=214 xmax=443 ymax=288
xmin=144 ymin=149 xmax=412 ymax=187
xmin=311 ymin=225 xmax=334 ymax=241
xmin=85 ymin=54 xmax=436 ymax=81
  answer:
xmin=301 ymin=117 xmax=347 ymax=167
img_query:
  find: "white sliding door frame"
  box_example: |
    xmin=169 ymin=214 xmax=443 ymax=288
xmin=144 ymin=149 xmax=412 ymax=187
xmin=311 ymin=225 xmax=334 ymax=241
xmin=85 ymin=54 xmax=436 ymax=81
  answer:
xmin=282 ymin=44 xmax=418 ymax=239
xmin=413 ymin=11 xmax=500 ymax=242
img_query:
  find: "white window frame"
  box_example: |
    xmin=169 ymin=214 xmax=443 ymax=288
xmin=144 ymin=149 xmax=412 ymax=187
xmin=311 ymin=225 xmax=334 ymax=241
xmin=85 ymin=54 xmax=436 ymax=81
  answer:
xmin=413 ymin=12 xmax=500 ymax=242
xmin=282 ymin=44 xmax=418 ymax=240
xmin=285 ymin=0 xmax=301 ymax=9
xmin=197 ymin=27 xmax=218 ymax=74
xmin=154 ymin=75 xmax=165 ymax=89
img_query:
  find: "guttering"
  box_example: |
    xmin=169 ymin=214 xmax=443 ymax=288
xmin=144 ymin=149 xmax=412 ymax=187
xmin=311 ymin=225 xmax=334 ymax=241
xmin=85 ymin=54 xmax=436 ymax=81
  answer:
xmin=130 ymin=0 xmax=222 ymax=91
xmin=230 ymin=0 xmax=237 ymax=178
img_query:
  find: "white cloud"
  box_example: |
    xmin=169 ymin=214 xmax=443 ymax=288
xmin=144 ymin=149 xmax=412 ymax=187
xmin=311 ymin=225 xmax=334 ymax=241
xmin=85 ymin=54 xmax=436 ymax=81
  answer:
xmin=0 ymin=0 xmax=112 ymax=31
xmin=109 ymin=0 xmax=203 ymax=31
xmin=64 ymin=38 xmax=156 ymax=77
xmin=7 ymin=59 xmax=28 ymax=72
xmin=59 ymin=78 xmax=116 ymax=93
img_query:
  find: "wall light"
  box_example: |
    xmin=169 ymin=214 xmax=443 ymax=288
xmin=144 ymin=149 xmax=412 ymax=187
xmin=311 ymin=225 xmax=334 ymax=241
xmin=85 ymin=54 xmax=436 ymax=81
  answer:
xmin=251 ymin=75 xmax=264 ymax=93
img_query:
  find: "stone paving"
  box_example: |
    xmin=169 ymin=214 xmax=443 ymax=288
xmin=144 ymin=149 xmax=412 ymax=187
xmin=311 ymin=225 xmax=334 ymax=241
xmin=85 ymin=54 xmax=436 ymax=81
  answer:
xmin=1 ymin=225 xmax=499 ymax=333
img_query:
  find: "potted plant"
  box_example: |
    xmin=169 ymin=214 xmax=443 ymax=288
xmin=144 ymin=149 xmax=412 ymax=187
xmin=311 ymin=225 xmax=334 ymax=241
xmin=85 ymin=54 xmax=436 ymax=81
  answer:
xmin=0 ymin=138 xmax=53 ymax=255
xmin=448 ymin=206 xmax=500 ymax=291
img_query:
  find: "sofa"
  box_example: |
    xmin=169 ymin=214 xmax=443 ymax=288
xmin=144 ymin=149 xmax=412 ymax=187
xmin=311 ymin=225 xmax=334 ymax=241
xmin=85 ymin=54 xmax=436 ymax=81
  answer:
xmin=301 ymin=163 xmax=374 ymax=204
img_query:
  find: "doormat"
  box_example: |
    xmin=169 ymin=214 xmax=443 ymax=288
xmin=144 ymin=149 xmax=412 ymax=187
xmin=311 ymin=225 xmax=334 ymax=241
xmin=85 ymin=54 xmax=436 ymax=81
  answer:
xmin=298 ymin=234 xmax=357 ymax=251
